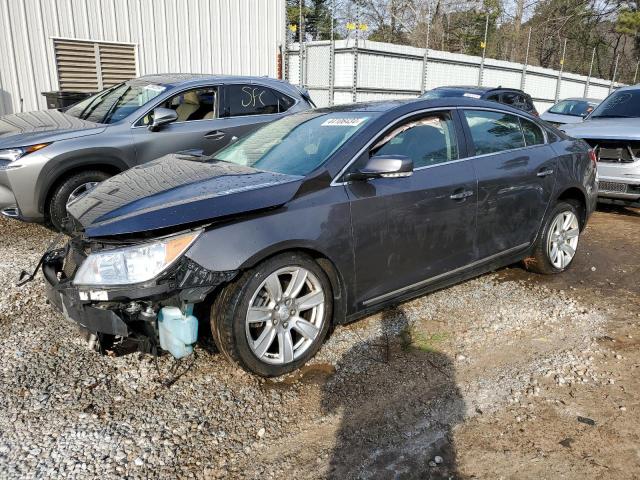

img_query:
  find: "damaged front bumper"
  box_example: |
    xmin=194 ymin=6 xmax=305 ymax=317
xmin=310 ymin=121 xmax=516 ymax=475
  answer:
xmin=41 ymin=240 xmax=237 ymax=343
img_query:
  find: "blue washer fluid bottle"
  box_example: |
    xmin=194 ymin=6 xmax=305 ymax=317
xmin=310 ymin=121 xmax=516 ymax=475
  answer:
xmin=157 ymin=305 xmax=198 ymax=359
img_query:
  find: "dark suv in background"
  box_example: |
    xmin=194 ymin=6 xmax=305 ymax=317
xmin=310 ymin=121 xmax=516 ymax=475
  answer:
xmin=422 ymin=86 xmax=539 ymax=116
xmin=0 ymin=74 xmax=313 ymax=231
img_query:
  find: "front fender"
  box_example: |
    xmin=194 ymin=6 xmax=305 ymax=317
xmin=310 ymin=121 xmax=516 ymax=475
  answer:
xmin=184 ymin=187 xmax=357 ymax=313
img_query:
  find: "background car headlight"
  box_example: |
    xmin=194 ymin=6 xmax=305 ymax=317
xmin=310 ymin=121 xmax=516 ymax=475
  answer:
xmin=0 ymin=143 xmax=50 ymax=162
xmin=73 ymin=231 xmax=201 ymax=286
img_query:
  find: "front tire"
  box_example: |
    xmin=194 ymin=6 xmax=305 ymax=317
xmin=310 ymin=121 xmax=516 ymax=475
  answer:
xmin=211 ymin=252 xmax=332 ymax=377
xmin=524 ymin=200 xmax=581 ymax=274
xmin=48 ymin=170 xmax=111 ymax=233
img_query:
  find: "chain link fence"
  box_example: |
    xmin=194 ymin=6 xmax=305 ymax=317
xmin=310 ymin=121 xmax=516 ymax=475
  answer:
xmin=283 ymin=1 xmax=629 ymax=112
xmin=286 ymin=38 xmax=621 ymax=112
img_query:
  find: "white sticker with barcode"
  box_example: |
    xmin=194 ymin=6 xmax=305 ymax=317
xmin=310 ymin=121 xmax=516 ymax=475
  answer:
xmin=321 ymin=117 xmax=367 ymax=127
xmin=463 ymin=93 xmax=481 ymax=99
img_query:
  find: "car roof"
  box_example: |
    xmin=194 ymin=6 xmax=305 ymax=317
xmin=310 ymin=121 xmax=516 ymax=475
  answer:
xmin=559 ymin=97 xmax=601 ymax=103
xmin=431 ymin=85 xmax=526 ymax=95
xmin=311 ymin=97 xmax=538 ymax=117
xmin=128 ymin=74 xmax=302 ymax=93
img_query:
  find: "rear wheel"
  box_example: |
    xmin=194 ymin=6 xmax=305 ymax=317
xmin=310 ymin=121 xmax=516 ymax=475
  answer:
xmin=48 ymin=170 xmax=112 ymax=233
xmin=524 ymin=200 xmax=581 ymax=274
xmin=211 ymin=252 xmax=332 ymax=377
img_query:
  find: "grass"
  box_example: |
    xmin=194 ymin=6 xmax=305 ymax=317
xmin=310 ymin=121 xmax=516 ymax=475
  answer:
xmin=399 ymin=323 xmax=448 ymax=353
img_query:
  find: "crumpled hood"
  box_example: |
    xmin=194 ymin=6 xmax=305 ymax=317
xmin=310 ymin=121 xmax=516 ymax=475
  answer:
xmin=67 ymin=154 xmax=303 ymax=237
xmin=561 ymin=117 xmax=640 ymax=140
xmin=0 ymin=110 xmax=105 ymax=148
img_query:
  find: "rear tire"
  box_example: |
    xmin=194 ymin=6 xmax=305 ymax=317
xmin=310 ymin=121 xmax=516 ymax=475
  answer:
xmin=524 ymin=200 xmax=581 ymax=274
xmin=48 ymin=170 xmax=111 ymax=233
xmin=211 ymin=252 xmax=332 ymax=377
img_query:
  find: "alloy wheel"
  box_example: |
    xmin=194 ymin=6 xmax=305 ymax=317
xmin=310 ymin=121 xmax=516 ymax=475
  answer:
xmin=245 ymin=266 xmax=325 ymax=365
xmin=67 ymin=181 xmax=100 ymax=205
xmin=547 ymin=210 xmax=579 ymax=269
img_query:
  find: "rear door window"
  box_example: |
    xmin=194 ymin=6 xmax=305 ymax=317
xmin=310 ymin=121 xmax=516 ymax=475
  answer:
xmin=226 ymin=85 xmax=295 ymax=117
xmin=463 ymin=110 xmax=525 ymax=155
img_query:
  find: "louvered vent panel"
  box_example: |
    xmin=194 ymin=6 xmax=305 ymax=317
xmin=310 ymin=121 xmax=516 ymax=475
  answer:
xmin=53 ymin=39 xmax=137 ymax=92
xmin=53 ymin=40 xmax=99 ymax=92
xmin=98 ymin=44 xmax=137 ymax=87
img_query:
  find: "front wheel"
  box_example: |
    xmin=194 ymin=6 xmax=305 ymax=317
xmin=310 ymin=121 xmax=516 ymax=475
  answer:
xmin=211 ymin=252 xmax=332 ymax=376
xmin=48 ymin=170 xmax=112 ymax=233
xmin=524 ymin=200 xmax=581 ymax=274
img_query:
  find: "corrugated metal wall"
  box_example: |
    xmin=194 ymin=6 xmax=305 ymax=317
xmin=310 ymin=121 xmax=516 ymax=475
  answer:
xmin=290 ymin=39 xmax=620 ymax=112
xmin=0 ymin=0 xmax=286 ymax=116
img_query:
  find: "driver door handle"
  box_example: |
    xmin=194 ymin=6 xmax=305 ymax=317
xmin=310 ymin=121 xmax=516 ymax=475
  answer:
xmin=205 ymin=130 xmax=226 ymax=140
xmin=537 ymin=168 xmax=554 ymax=177
xmin=450 ymin=190 xmax=474 ymax=200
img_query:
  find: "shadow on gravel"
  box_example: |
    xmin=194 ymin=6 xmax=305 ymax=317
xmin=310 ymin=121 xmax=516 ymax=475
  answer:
xmin=322 ymin=308 xmax=466 ymax=479
xmin=596 ymin=203 xmax=640 ymax=218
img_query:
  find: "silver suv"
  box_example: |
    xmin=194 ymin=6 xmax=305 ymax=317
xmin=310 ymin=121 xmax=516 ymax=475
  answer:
xmin=562 ymin=86 xmax=640 ymax=207
xmin=0 ymin=74 xmax=313 ymax=231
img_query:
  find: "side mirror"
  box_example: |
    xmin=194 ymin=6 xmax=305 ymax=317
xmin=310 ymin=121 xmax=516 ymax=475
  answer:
xmin=346 ymin=154 xmax=414 ymax=181
xmin=148 ymin=107 xmax=178 ymax=131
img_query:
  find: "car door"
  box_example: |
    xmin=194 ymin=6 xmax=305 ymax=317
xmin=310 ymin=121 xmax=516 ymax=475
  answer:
xmin=461 ymin=108 xmax=556 ymax=259
xmin=344 ymin=110 xmax=478 ymax=307
xmin=213 ymin=83 xmax=299 ymax=150
xmin=130 ymin=86 xmax=228 ymax=163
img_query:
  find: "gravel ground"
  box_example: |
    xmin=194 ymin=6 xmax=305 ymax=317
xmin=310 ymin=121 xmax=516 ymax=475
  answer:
xmin=0 ymin=210 xmax=638 ymax=479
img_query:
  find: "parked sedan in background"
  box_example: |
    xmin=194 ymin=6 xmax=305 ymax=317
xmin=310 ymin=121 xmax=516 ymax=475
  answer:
xmin=541 ymin=97 xmax=600 ymax=126
xmin=422 ymin=86 xmax=539 ymax=116
xmin=0 ymin=74 xmax=313 ymax=231
xmin=561 ymin=86 xmax=640 ymax=207
xmin=38 ymin=97 xmax=597 ymax=376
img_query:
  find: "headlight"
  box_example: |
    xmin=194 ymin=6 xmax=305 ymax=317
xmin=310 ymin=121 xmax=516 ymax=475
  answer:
xmin=73 ymin=231 xmax=201 ymax=286
xmin=0 ymin=143 xmax=50 ymax=162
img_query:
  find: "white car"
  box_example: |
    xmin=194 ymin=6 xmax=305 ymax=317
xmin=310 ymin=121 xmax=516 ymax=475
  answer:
xmin=541 ymin=97 xmax=600 ymax=127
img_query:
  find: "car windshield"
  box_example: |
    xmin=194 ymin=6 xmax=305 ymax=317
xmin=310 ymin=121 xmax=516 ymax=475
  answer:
xmin=213 ymin=112 xmax=373 ymax=176
xmin=589 ymin=90 xmax=640 ymax=119
xmin=548 ymin=99 xmax=596 ymax=117
xmin=422 ymin=89 xmax=478 ymax=99
xmin=65 ymin=82 xmax=167 ymax=124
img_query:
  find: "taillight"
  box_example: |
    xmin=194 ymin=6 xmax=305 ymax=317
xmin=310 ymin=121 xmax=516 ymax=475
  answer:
xmin=588 ymin=149 xmax=597 ymax=167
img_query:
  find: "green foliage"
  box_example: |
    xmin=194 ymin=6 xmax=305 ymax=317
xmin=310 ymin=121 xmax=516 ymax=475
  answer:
xmin=287 ymin=0 xmax=339 ymax=40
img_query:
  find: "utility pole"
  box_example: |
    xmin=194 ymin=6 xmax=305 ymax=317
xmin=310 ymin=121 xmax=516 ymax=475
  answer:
xmin=520 ymin=27 xmax=531 ymax=91
xmin=584 ymin=47 xmax=595 ymax=97
xmin=477 ymin=14 xmax=489 ymax=87
xmin=554 ymin=38 xmax=567 ymax=103
xmin=609 ymin=54 xmax=619 ymax=94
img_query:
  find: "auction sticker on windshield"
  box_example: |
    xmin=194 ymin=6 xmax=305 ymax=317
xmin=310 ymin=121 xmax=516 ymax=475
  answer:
xmin=322 ymin=117 xmax=368 ymax=127
xmin=463 ymin=92 xmax=481 ymax=99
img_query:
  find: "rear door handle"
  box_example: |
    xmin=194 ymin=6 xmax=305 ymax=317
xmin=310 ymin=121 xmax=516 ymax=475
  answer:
xmin=537 ymin=168 xmax=554 ymax=177
xmin=205 ymin=130 xmax=226 ymax=140
xmin=450 ymin=190 xmax=474 ymax=200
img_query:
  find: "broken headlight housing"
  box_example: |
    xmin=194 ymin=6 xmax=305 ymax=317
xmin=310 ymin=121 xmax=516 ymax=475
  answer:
xmin=73 ymin=231 xmax=201 ymax=286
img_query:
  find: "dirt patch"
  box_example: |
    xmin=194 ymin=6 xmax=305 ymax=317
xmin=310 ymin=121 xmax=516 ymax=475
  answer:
xmin=0 ymin=206 xmax=639 ymax=479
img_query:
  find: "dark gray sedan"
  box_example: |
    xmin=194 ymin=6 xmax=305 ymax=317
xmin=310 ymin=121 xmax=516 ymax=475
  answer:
xmin=38 ymin=97 xmax=597 ymax=376
xmin=0 ymin=74 xmax=312 ymax=231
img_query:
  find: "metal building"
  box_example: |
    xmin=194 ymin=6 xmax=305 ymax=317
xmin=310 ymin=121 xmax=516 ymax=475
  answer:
xmin=0 ymin=0 xmax=286 ymax=116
